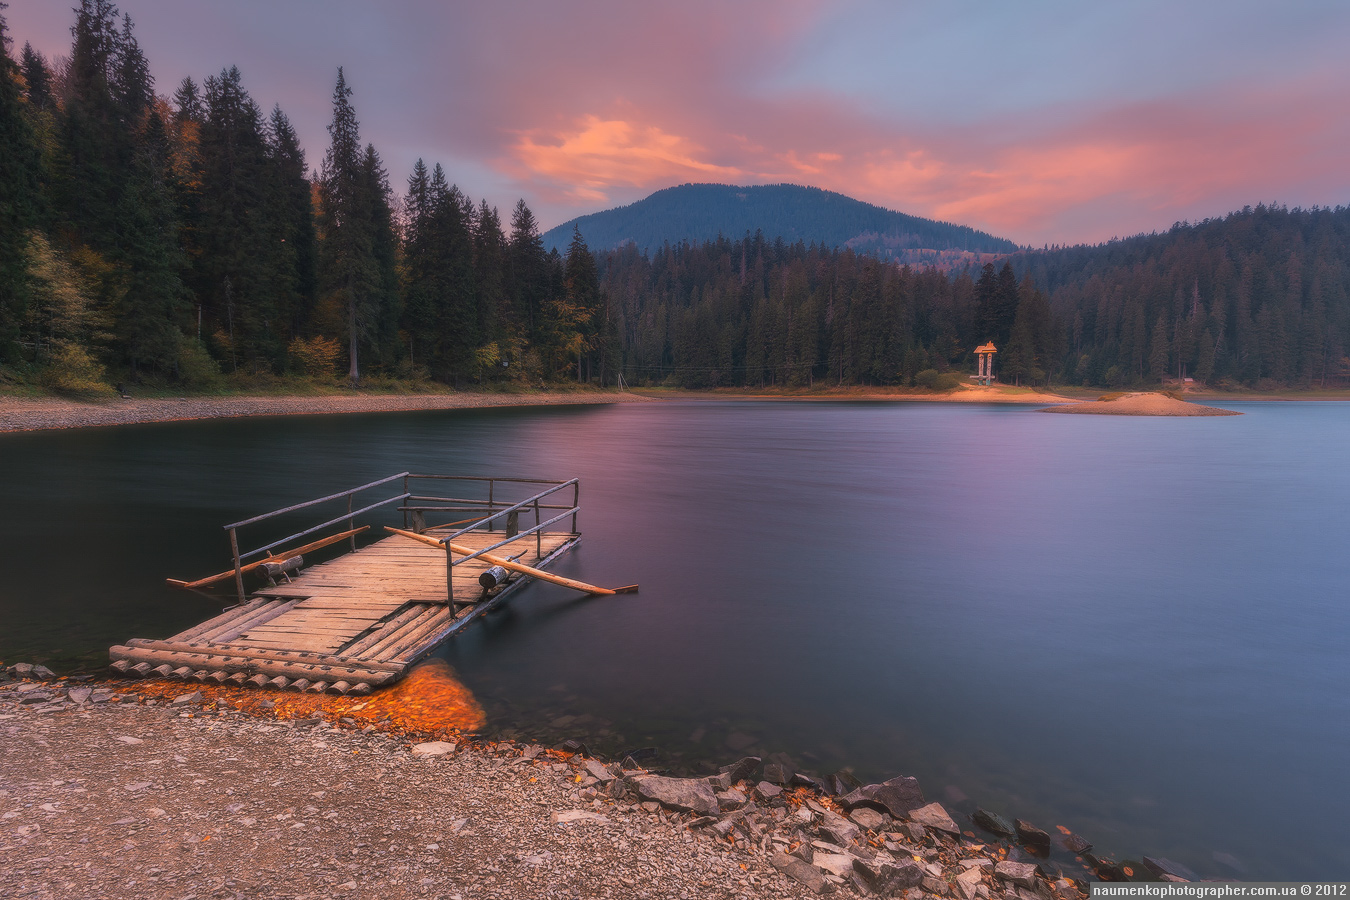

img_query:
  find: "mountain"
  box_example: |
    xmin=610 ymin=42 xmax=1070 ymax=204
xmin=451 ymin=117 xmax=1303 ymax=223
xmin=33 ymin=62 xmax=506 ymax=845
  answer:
xmin=541 ymin=183 xmax=1019 ymax=257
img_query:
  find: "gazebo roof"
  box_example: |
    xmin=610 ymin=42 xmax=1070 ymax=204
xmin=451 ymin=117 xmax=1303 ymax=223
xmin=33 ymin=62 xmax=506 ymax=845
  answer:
xmin=975 ymin=342 xmax=997 ymax=354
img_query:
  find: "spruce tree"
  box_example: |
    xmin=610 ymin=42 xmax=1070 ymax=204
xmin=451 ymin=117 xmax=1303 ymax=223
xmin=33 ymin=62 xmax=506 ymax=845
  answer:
xmin=0 ymin=6 xmax=43 ymax=361
xmin=317 ymin=68 xmax=376 ymax=381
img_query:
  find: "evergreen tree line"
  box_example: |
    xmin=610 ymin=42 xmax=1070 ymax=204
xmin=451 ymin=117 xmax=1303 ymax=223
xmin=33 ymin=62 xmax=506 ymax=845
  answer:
xmin=597 ymin=233 xmax=1061 ymax=388
xmin=6 ymin=5 xmax=1348 ymax=394
xmin=0 ymin=2 xmax=610 ymax=390
xmin=1008 ymin=204 xmax=1350 ymax=388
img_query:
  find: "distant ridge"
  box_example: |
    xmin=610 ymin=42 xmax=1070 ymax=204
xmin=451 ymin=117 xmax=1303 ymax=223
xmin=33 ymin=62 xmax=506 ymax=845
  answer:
xmin=541 ymin=183 xmax=1018 ymax=257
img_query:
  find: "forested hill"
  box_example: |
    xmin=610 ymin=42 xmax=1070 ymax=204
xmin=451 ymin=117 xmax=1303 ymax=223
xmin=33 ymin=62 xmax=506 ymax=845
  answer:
xmin=541 ymin=183 xmax=1019 ymax=257
xmin=1006 ymin=204 xmax=1350 ymax=387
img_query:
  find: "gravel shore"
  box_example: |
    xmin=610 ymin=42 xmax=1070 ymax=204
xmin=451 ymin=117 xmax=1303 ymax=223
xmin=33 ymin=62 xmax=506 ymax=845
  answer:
xmin=0 ymin=673 xmax=1102 ymax=900
xmin=0 ymin=391 xmax=654 ymax=434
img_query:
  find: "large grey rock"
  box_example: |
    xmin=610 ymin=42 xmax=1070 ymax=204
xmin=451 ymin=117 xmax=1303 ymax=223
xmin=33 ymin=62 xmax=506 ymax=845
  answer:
xmin=67 ymin=687 xmax=92 ymax=704
xmin=909 ymin=801 xmax=961 ymax=835
xmin=409 ymin=741 xmax=457 ymax=759
xmin=754 ymin=781 xmax=782 ymax=803
xmin=770 ymin=850 xmax=835 ymax=894
xmin=853 ymin=857 xmax=925 ymax=896
xmin=995 ymin=860 xmax=1040 ymax=889
xmin=715 ymin=789 xmax=746 ymax=810
xmin=973 ymin=807 xmax=1016 ymax=838
xmin=172 ymin=691 xmax=203 ymax=706
xmin=763 ymin=762 xmax=795 ymax=785
xmin=849 ymin=807 xmax=889 ymax=831
xmin=9 ymin=663 xmax=34 ymax=678
xmin=828 ymin=770 xmax=863 ymax=796
xmin=812 ymin=851 xmax=854 ymax=878
xmin=720 ymin=756 xmax=761 ymax=783
xmin=629 ymin=775 xmax=719 ymax=816
xmin=1016 ymin=819 xmax=1052 ymax=854
xmin=817 ymin=810 xmax=860 ymax=846
xmin=32 ymin=664 xmax=55 ymax=680
xmin=583 ymin=759 xmax=614 ymax=782
xmin=955 ymin=865 xmax=985 ymax=900
xmin=842 ymin=775 xmax=926 ymax=818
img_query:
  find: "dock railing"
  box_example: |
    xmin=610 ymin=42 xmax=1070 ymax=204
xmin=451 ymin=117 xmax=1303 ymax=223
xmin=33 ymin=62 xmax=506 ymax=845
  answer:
xmin=222 ymin=474 xmax=579 ymax=604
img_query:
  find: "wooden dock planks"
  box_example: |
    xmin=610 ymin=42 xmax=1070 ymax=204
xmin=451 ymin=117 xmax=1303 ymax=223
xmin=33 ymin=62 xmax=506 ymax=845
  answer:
xmin=110 ymin=529 xmax=578 ymax=693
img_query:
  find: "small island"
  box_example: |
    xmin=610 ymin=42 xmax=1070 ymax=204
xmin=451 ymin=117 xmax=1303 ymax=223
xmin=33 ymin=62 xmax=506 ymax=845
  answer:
xmin=1042 ymin=392 xmax=1241 ymax=416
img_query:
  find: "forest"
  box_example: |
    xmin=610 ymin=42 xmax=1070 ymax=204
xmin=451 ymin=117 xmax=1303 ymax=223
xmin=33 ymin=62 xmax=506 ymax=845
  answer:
xmin=3 ymin=2 xmax=1348 ymax=395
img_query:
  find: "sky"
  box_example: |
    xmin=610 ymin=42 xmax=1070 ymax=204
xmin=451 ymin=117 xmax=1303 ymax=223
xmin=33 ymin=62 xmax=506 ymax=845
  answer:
xmin=8 ymin=0 xmax=1350 ymax=247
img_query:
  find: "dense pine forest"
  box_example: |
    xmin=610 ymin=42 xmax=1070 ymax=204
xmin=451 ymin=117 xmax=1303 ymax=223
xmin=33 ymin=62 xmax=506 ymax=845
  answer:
xmin=3 ymin=3 xmax=1348 ymax=395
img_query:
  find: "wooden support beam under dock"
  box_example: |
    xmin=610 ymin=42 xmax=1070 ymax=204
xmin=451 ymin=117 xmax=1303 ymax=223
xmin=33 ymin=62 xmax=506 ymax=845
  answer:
xmin=111 ymin=529 xmax=579 ymax=694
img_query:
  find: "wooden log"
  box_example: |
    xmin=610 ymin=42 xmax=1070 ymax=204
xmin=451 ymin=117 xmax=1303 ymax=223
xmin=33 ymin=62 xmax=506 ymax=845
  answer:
xmin=337 ymin=605 xmax=424 ymax=657
xmin=171 ymin=666 xmax=193 ymax=679
xmin=350 ymin=683 xmax=372 ymax=696
xmin=478 ymin=565 xmax=509 ymax=589
xmin=151 ymin=664 xmax=174 ymax=678
xmin=384 ymin=527 xmax=630 ymax=596
xmin=287 ymin=678 xmax=311 ymax=693
xmin=120 ymin=639 xmax=405 ymax=673
xmin=306 ymin=681 xmax=328 ymax=694
xmin=266 ymin=676 xmax=289 ymax=690
xmin=206 ymin=671 xmax=230 ymax=684
xmin=247 ymin=674 xmax=270 ymax=688
xmin=130 ymin=662 xmax=152 ymax=678
xmin=166 ymin=527 xmax=369 ymax=589
xmin=170 ymin=598 xmax=269 ymax=642
xmin=331 ymin=681 xmax=352 ymax=695
xmin=108 ymin=645 xmax=397 ymax=686
xmin=381 ymin=609 xmax=456 ymax=662
xmin=361 ymin=608 xmax=444 ymax=660
xmin=109 ymin=659 xmax=131 ymax=675
xmin=226 ymin=672 xmax=249 ymax=686
xmin=202 ymin=598 xmax=304 ymax=644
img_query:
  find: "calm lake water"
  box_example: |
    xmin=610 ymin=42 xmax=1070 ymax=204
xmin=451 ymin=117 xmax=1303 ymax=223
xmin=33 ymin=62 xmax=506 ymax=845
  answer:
xmin=2 ymin=399 xmax=1347 ymax=879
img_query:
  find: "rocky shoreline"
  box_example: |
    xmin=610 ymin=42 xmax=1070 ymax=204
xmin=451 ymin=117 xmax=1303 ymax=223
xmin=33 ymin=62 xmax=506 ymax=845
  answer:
xmin=1 ymin=665 xmax=1202 ymax=899
xmin=0 ymin=390 xmax=653 ymax=434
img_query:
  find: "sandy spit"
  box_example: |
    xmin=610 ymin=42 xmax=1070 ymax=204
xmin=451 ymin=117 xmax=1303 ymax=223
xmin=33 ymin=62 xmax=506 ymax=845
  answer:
xmin=1041 ymin=392 xmax=1240 ymax=416
xmin=0 ymin=391 xmax=654 ymax=434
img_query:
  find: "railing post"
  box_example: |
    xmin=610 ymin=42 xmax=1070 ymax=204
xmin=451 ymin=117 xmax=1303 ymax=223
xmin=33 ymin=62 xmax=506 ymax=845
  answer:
xmin=229 ymin=527 xmax=245 ymax=604
xmin=445 ymin=541 xmax=455 ymax=604
xmin=402 ymin=474 xmax=409 ymax=529
xmin=534 ymin=498 xmax=542 ymax=558
xmin=347 ymin=494 xmax=356 ymax=551
xmin=572 ymin=481 xmax=579 ymax=534
xmin=487 ymin=479 xmax=495 ymax=531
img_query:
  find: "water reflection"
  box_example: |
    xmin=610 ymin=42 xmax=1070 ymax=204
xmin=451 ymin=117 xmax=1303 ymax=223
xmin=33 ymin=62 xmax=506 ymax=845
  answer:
xmin=2 ymin=400 xmax=1348 ymax=878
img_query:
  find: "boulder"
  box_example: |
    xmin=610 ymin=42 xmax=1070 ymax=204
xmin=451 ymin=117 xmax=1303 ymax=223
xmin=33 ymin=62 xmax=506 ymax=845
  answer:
xmin=9 ymin=663 xmax=33 ymax=679
xmin=32 ymin=665 xmax=55 ymax=680
xmin=770 ymin=850 xmax=835 ymax=894
xmin=842 ymin=775 xmax=926 ymax=818
xmin=172 ymin=691 xmax=203 ymax=706
xmin=817 ymin=811 xmax=860 ymax=846
xmin=716 ymin=788 xmax=746 ymax=810
xmin=812 ymin=851 xmax=854 ymax=878
xmin=1142 ymin=857 xmax=1197 ymax=882
xmin=954 ymin=865 xmax=985 ymax=900
xmin=763 ymin=762 xmax=795 ymax=785
xmin=853 ymin=857 xmax=925 ymax=896
xmin=849 ymin=807 xmax=889 ymax=831
xmin=629 ymin=775 xmax=719 ymax=816
xmin=720 ymin=756 xmax=761 ymax=783
xmin=973 ymin=808 xmax=1016 ymax=838
xmin=1059 ymin=833 xmax=1091 ymax=854
xmin=909 ymin=801 xmax=961 ymax=835
xmin=410 ymin=741 xmax=457 ymax=759
xmin=708 ymin=771 xmax=733 ymax=792
xmin=792 ymin=772 xmax=830 ymax=793
xmin=828 ymin=770 xmax=863 ymax=796
xmin=67 ymin=687 xmax=92 ymax=704
xmin=995 ymin=861 xmax=1040 ymax=889
xmin=1016 ymin=819 xmax=1052 ymax=855
xmin=754 ymin=781 xmax=783 ymax=802
xmin=583 ymin=759 xmax=614 ymax=782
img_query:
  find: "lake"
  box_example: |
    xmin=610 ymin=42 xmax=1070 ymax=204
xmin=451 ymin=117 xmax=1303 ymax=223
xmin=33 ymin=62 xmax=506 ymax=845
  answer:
xmin=1 ymin=398 xmax=1347 ymax=879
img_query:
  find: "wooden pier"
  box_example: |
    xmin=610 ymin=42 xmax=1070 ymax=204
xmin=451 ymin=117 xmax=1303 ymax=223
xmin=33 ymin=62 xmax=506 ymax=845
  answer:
xmin=109 ymin=474 xmax=611 ymax=694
